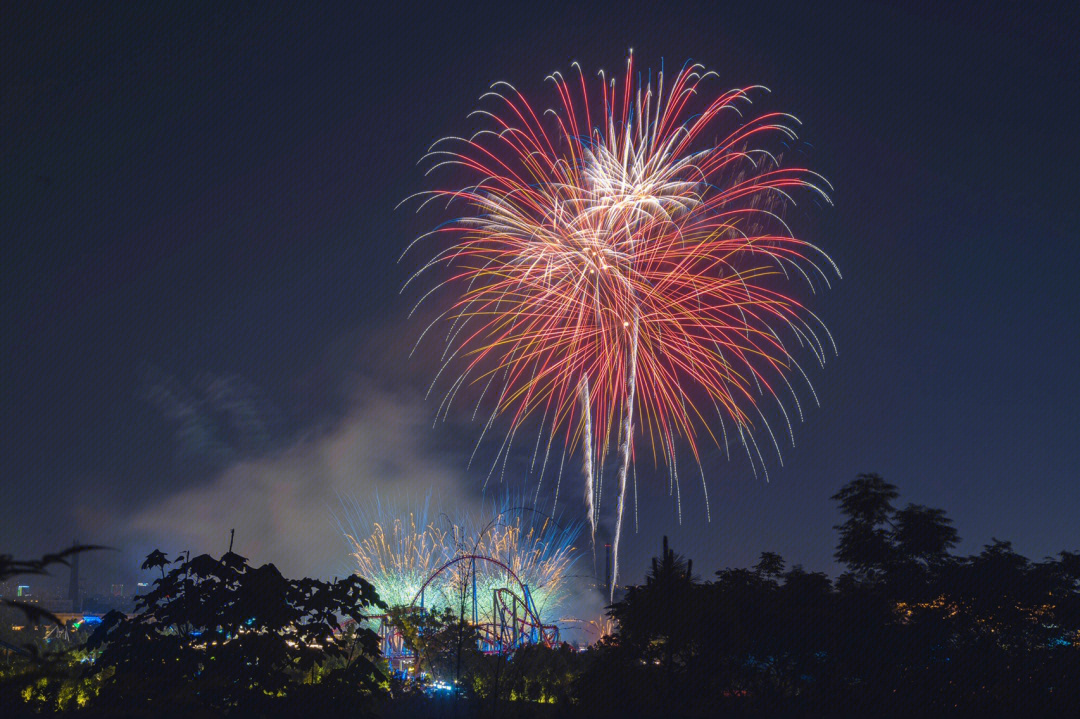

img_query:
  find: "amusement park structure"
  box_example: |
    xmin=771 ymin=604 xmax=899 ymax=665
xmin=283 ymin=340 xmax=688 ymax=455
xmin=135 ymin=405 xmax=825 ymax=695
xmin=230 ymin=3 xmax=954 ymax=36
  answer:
xmin=359 ymin=552 xmax=561 ymax=671
xmin=338 ymin=493 xmax=584 ymax=672
xmin=412 ymin=554 xmax=559 ymax=649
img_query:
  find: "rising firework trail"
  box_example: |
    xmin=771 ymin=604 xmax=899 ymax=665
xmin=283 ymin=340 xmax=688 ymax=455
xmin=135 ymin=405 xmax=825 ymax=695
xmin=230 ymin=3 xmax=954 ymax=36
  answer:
xmin=612 ymin=311 xmax=638 ymax=596
xmin=579 ymin=375 xmax=596 ymax=570
xmin=402 ymin=53 xmax=838 ymax=598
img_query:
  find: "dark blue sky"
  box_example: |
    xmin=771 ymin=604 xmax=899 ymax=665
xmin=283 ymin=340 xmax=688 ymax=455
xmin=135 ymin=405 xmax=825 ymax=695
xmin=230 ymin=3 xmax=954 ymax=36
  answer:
xmin=3 ymin=1 xmax=1078 ymax=589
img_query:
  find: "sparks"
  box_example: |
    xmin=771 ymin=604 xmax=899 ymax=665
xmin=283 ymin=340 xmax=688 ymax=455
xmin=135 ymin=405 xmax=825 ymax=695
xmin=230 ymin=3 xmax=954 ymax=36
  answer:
xmin=404 ymin=54 xmax=838 ymax=598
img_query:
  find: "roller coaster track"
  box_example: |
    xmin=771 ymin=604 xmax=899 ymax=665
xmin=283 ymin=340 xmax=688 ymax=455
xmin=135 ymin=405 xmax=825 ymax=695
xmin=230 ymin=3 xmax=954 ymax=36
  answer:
xmin=341 ymin=553 xmax=560 ymax=659
xmin=410 ymin=553 xmax=559 ymax=652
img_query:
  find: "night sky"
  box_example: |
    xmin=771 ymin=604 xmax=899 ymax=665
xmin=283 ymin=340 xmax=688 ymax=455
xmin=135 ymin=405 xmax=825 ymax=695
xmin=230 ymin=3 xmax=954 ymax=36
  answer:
xmin=4 ymin=1 xmax=1078 ymax=594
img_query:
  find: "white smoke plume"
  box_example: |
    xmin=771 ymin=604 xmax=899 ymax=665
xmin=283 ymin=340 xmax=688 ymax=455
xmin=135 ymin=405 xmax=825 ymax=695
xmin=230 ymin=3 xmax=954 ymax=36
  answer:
xmin=123 ymin=387 xmax=477 ymax=580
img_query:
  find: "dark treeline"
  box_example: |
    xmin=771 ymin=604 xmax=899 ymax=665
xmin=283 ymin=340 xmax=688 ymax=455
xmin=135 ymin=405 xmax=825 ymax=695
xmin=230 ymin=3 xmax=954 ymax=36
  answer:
xmin=558 ymin=474 xmax=1080 ymax=717
xmin=3 ymin=473 xmax=1080 ymax=718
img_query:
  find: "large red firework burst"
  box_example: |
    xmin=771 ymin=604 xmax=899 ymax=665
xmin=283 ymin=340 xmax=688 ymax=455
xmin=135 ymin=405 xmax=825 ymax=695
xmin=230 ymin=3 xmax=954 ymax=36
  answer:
xmin=402 ymin=54 xmax=837 ymax=592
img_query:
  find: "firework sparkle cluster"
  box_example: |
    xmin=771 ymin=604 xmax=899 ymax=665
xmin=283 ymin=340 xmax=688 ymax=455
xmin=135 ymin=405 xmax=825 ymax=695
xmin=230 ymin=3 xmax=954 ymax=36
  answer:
xmin=339 ymin=494 xmax=581 ymax=620
xmin=403 ymin=53 xmax=837 ymax=594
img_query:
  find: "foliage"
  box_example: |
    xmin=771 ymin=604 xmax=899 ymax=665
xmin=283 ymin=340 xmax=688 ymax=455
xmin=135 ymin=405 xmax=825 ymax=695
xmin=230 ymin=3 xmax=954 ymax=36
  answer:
xmin=385 ymin=605 xmax=481 ymax=684
xmin=84 ymin=549 xmax=387 ymax=716
xmin=567 ymin=476 xmax=1080 ymax=717
xmin=6 ymin=478 xmax=1080 ymax=717
xmin=0 ymin=545 xmax=101 ymax=632
xmin=0 ymin=545 xmax=104 ymax=715
xmin=0 ymin=648 xmax=103 ymax=715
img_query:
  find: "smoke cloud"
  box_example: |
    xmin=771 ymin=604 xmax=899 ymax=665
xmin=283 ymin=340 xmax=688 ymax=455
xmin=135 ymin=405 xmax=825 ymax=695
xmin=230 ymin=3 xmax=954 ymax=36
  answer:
xmin=123 ymin=386 xmax=478 ymax=580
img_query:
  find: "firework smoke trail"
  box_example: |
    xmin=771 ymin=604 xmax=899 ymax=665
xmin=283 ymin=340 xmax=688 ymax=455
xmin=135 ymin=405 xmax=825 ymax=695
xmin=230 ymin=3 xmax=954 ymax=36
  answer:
xmin=579 ymin=375 xmax=597 ymax=567
xmin=403 ymin=52 xmax=838 ymax=596
xmin=611 ymin=310 xmax=638 ymax=601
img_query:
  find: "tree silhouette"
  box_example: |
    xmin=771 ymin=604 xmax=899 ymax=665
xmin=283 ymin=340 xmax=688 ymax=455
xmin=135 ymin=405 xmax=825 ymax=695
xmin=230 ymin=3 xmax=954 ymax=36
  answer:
xmin=572 ymin=476 xmax=1080 ymax=717
xmin=9 ymin=478 xmax=1080 ymax=717
xmin=893 ymin=504 xmax=959 ymax=567
xmin=140 ymin=548 xmax=170 ymax=580
xmin=602 ymin=537 xmax=701 ymax=710
xmin=386 ymin=605 xmax=479 ymax=683
xmin=753 ymin=551 xmax=786 ymax=580
xmin=86 ymin=550 xmax=386 ymax=716
xmin=0 ymin=544 xmax=101 ymax=630
xmin=832 ymin=473 xmax=899 ymax=579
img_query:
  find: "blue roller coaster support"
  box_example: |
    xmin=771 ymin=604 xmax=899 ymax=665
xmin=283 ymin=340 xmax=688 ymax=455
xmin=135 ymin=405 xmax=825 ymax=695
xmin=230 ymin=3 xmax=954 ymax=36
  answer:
xmin=471 ymin=556 xmax=478 ymax=625
xmin=522 ymin=584 xmax=540 ymax=643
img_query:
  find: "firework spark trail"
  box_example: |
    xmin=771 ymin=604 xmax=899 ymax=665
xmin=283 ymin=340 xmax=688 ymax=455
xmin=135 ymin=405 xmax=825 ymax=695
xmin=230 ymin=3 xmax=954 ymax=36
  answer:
xmin=339 ymin=494 xmax=448 ymax=609
xmin=403 ymin=53 xmax=837 ymax=595
xmin=611 ymin=311 xmax=638 ymax=600
xmin=579 ymin=375 xmax=597 ymax=567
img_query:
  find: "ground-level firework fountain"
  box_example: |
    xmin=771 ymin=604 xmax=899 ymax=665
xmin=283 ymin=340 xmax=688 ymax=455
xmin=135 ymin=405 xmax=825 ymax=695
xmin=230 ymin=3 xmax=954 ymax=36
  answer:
xmin=338 ymin=494 xmax=582 ymax=664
